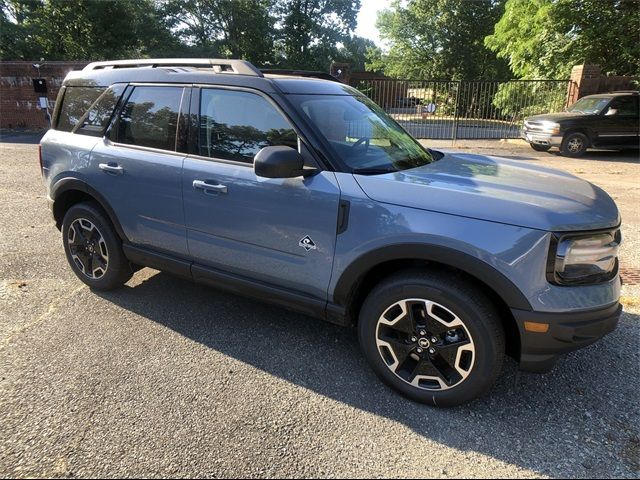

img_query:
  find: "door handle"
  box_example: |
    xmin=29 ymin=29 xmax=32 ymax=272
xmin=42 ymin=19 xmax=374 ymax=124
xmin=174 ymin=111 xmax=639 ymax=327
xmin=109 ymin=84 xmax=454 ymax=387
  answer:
xmin=99 ymin=163 xmax=124 ymax=175
xmin=193 ymin=180 xmax=227 ymax=194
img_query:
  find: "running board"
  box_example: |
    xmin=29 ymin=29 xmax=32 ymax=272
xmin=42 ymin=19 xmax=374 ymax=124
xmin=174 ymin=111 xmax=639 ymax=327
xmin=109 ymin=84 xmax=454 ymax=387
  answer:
xmin=122 ymin=244 xmax=348 ymax=326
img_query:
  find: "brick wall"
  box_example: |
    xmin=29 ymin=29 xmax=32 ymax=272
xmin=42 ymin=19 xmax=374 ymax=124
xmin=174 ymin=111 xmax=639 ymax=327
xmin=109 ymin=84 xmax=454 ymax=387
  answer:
xmin=0 ymin=61 xmax=88 ymax=130
xmin=567 ymin=64 xmax=638 ymax=104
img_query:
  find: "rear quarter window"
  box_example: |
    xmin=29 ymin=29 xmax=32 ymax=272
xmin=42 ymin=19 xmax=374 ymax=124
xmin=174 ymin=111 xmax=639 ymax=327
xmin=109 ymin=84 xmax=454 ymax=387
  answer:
xmin=74 ymin=85 xmax=126 ymax=137
xmin=56 ymin=86 xmax=105 ymax=132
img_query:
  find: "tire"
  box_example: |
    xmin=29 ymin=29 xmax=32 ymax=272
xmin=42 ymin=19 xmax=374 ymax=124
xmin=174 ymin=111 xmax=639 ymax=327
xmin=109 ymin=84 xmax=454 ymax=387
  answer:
xmin=530 ymin=143 xmax=551 ymax=152
xmin=358 ymin=270 xmax=505 ymax=407
xmin=61 ymin=201 xmax=132 ymax=290
xmin=560 ymin=132 xmax=589 ymax=157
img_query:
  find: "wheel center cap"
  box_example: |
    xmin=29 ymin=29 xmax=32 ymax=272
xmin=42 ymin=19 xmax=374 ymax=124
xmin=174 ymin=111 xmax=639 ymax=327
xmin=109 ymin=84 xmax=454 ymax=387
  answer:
xmin=418 ymin=338 xmax=430 ymax=348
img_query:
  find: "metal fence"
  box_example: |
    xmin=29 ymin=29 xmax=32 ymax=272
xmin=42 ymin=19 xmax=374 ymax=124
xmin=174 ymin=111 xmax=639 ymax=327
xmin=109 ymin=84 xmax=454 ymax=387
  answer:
xmin=350 ymin=78 xmax=578 ymax=140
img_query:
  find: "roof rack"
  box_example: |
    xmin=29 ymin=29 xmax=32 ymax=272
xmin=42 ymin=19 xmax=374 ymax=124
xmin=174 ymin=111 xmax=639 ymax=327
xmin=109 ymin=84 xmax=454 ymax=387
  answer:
xmin=82 ymin=58 xmax=263 ymax=77
xmin=261 ymin=69 xmax=340 ymax=82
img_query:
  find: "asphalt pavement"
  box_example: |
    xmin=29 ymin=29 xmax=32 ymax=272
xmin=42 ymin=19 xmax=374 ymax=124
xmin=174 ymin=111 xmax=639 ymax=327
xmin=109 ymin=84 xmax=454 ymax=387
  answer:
xmin=1 ymin=142 xmax=638 ymax=478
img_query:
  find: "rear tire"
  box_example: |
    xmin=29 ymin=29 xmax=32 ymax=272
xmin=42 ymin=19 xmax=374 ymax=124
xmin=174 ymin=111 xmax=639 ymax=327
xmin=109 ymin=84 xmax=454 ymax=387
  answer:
xmin=62 ymin=202 xmax=132 ymax=290
xmin=530 ymin=143 xmax=551 ymax=152
xmin=358 ymin=270 xmax=505 ymax=407
xmin=560 ymin=132 xmax=589 ymax=157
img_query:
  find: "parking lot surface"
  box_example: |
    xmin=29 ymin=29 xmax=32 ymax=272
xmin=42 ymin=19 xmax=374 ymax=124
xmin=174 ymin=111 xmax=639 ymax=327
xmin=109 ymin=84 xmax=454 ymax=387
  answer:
xmin=1 ymin=141 xmax=638 ymax=478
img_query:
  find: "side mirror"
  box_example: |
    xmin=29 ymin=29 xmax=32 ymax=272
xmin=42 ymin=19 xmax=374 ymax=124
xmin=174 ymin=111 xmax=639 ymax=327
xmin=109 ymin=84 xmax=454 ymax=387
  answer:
xmin=605 ymin=108 xmax=618 ymax=116
xmin=254 ymin=146 xmax=315 ymax=178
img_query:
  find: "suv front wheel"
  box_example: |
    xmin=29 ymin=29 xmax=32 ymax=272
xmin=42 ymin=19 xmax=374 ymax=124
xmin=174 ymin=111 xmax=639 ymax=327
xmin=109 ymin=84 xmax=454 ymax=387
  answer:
xmin=560 ymin=132 xmax=589 ymax=157
xmin=358 ymin=270 xmax=505 ymax=407
xmin=62 ymin=202 xmax=132 ymax=290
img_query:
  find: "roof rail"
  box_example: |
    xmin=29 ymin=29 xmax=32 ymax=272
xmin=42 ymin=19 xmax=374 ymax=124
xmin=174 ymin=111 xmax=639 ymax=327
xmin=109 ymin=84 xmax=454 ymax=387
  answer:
xmin=261 ymin=69 xmax=340 ymax=82
xmin=83 ymin=58 xmax=264 ymax=77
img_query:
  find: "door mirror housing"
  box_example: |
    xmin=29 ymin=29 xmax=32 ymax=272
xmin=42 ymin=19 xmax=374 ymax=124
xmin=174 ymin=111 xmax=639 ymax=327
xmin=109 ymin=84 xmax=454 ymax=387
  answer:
xmin=254 ymin=146 xmax=316 ymax=178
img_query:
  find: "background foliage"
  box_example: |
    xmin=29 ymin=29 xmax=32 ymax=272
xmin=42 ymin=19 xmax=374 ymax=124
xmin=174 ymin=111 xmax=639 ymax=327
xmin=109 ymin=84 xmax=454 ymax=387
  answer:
xmin=1 ymin=0 xmax=638 ymax=80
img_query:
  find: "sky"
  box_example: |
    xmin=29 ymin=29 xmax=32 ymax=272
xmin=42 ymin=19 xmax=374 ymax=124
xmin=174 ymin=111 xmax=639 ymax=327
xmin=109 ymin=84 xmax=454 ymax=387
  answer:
xmin=355 ymin=0 xmax=393 ymax=46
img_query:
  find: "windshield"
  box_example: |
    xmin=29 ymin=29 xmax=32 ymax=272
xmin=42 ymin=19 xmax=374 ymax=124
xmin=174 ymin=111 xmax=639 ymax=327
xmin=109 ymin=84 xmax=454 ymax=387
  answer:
xmin=288 ymin=94 xmax=434 ymax=173
xmin=566 ymin=97 xmax=611 ymax=114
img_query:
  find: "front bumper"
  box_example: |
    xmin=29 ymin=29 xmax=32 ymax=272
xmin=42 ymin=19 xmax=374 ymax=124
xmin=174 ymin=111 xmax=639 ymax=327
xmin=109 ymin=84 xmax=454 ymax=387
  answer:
xmin=511 ymin=302 xmax=622 ymax=373
xmin=521 ymin=128 xmax=563 ymax=147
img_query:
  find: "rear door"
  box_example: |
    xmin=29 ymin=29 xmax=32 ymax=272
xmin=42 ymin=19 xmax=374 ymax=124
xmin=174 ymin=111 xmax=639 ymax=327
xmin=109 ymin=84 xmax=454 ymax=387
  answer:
xmin=181 ymin=87 xmax=341 ymax=300
xmin=597 ymin=95 xmax=639 ymax=147
xmin=89 ymin=85 xmax=189 ymax=256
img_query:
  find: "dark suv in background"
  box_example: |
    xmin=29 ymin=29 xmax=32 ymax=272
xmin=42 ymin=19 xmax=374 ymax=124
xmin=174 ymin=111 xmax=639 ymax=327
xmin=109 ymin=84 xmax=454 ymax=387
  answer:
xmin=522 ymin=91 xmax=639 ymax=157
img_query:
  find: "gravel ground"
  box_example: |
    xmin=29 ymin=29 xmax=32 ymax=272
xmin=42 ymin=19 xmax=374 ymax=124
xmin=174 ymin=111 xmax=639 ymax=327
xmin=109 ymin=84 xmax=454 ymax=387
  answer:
xmin=1 ymin=141 xmax=638 ymax=478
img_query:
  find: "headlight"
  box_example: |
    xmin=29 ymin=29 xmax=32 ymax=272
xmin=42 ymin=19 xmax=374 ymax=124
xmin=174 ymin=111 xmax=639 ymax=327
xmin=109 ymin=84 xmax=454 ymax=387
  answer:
xmin=548 ymin=230 xmax=621 ymax=285
xmin=538 ymin=121 xmax=560 ymax=134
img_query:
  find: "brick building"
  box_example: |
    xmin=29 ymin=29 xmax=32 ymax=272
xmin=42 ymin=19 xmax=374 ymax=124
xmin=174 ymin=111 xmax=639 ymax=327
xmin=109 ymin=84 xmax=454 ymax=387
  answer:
xmin=0 ymin=61 xmax=87 ymax=130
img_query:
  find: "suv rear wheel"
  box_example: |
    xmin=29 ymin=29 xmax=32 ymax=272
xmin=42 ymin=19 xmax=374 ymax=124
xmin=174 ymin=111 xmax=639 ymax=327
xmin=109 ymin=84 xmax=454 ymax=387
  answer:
xmin=62 ymin=202 xmax=132 ymax=290
xmin=560 ymin=132 xmax=589 ymax=157
xmin=358 ymin=270 xmax=505 ymax=407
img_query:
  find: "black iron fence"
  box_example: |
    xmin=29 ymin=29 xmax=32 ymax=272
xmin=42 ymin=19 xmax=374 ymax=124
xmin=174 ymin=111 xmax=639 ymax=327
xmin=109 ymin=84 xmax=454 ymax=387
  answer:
xmin=350 ymin=78 xmax=578 ymax=140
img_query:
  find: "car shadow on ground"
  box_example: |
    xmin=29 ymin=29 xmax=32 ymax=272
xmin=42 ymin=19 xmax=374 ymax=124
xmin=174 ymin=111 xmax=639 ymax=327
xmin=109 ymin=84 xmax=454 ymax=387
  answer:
xmin=96 ymin=270 xmax=640 ymax=477
xmin=545 ymin=149 xmax=639 ymax=163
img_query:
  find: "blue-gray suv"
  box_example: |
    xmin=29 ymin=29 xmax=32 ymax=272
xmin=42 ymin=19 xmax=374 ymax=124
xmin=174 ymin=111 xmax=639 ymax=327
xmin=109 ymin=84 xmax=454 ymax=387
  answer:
xmin=41 ymin=59 xmax=622 ymax=406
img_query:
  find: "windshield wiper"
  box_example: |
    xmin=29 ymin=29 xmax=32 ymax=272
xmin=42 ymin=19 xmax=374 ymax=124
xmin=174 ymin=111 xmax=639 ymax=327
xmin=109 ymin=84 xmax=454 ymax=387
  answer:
xmin=352 ymin=167 xmax=397 ymax=175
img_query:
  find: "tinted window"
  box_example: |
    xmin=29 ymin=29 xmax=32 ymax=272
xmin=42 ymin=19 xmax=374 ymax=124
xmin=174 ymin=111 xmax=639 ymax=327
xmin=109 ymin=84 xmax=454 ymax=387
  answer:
xmin=199 ymin=89 xmax=297 ymax=162
xmin=114 ymin=86 xmax=183 ymax=151
xmin=608 ymin=96 xmax=638 ymax=116
xmin=56 ymin=86 xmax=105 ymax=132
xmin=75 ymin=85 xmax=126 ymax=137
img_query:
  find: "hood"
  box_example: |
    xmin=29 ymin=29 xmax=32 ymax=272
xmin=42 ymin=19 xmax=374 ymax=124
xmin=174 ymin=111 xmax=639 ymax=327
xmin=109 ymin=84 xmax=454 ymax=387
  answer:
xmin=354 ymin=153 xmax=620 ymax=232
xmin=525 ymin=112 xmax=591 ymax=122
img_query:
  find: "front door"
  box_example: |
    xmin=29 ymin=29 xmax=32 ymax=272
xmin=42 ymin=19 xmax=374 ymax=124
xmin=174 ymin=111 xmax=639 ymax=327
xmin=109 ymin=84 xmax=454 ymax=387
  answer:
xmin=597 ymin=95 xmax=640 ymax=147
xmin=181 ymin=87 xmax=341 ymax=300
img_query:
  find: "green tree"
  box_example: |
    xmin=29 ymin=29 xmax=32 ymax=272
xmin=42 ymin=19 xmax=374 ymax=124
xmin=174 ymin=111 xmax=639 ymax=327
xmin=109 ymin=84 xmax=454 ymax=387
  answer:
xmin=273 ymin=0 xmax=361 ymax=70
xmin=161 ymin=0 xmax=275 ymax=64
xmin=1 ymin=0 xmax=179 ymax=60
xmin=335 ymin=35 xmax=376 ymax=71
xmin=371 ymin=0 xmax=510 ymax=80
xmin=485 ymin=0 xmax=640 ymax=79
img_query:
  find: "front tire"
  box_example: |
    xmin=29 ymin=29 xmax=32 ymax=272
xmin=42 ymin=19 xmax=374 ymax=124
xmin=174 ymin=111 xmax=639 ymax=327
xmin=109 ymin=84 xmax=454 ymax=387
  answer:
xmin=62 ymin=202 xmax=132 ymax=290
xmin=358 ymin=270 xmax=505 ymax=407
xmin=560 ymin=132 xmax=589 ymax=157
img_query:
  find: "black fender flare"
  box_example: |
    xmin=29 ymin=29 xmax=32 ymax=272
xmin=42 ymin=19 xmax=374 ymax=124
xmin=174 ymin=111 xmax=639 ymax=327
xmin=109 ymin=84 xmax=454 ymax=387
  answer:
xmin=332 ymin=243 xmax=532 ymax=311
xmin=50 ymin=177 xmax=129 ymax=242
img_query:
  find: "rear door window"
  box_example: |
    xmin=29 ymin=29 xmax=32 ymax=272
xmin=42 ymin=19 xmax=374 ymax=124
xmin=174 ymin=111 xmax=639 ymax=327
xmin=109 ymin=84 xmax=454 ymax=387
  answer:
xmin=112 ymin=86 xmax=184 ymax=151
xmin=198 ymin=88 xmax=298 ymax=163
xmin=56 ymin=86 xmax=105 ymax=132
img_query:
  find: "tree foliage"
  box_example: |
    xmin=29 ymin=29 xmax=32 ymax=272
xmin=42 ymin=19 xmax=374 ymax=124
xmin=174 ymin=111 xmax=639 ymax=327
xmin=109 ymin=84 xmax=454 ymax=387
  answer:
xmin=485 ymin=0 xmax=640 ymax=79
xmin=161 ymin=0 xmax=275 ymax=64
xmin=272 ymin=0 xmax=361 ymax=70
xmin=370 ymin=0 xmax=511 ymax=80
xmin=1 ymin=0 xmax=362 ymax=71
xmin=0 ymin=0 xmax=179 ymax=60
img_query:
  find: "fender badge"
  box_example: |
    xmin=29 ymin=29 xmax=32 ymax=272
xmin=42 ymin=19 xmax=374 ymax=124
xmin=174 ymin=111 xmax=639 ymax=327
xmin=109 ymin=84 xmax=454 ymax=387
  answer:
xmin=299 ymin=235 xmax=317 ymax=251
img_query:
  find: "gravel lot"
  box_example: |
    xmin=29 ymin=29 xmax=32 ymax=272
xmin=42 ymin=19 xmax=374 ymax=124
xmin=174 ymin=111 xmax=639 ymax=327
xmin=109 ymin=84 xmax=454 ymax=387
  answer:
xmin=1 ymin=140 xmax=638 ymax=478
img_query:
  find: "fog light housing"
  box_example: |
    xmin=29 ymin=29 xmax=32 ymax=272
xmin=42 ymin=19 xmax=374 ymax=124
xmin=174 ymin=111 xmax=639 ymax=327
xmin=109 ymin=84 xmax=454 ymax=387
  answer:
xmin=548 ymin=230 xmax=620 ymax=285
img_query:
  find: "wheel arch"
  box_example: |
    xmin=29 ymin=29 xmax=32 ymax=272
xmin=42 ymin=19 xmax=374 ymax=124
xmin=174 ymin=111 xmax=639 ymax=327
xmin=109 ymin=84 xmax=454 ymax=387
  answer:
xmin=51 ymin=177 xmax=128 ymax=241
xmin=332 ymin=244 xmax=531 ymax=358
xmin=562 ymin=127 xmax=592 ymax=146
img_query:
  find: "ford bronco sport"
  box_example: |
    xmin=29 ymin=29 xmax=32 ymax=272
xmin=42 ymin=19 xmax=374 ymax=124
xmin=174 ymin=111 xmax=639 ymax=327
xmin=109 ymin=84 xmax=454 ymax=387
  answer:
xmin=41 ymin=59 xmax=622 ymax=406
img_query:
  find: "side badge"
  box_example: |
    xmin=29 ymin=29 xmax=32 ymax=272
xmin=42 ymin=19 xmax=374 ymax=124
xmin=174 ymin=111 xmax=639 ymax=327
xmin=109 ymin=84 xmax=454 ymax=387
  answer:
xmin=299 ymin=235 xmax=317 ymax=252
